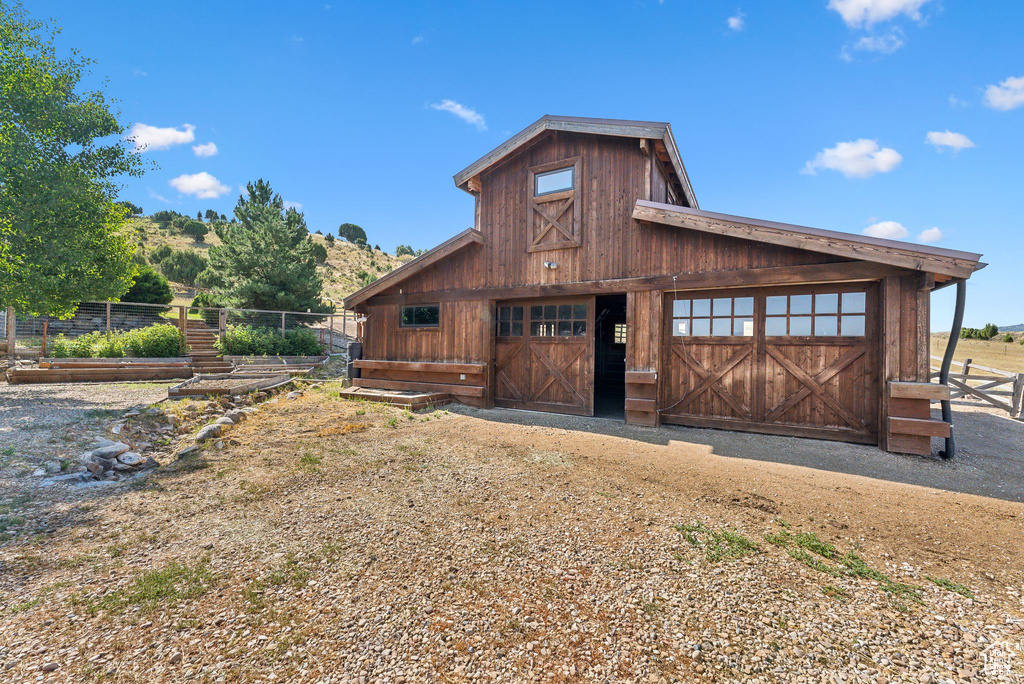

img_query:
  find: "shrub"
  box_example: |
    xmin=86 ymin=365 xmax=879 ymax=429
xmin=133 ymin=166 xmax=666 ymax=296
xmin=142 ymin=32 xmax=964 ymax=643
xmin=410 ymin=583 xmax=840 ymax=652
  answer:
xmin=124 ymin=265 xmax=173 ymax=305
xmin=215 ymin=325 xmax=323 ymax=356
xmin=149 ymin=245 xmax=173 ymax=263
xmin=160 ymin=250 xmax=208 ymax=286
xmin=194 ymin=267 xmax=223 ymax=290
xmin=1004 ymin=333 xmax=1015 ymax=343
xmin=190 ymin=292 xmax=223 ymax=325
xmin=122 ymin=325 xmax=186 ymax=357
xmin=49 ymin=332 xmax=104 ymax=358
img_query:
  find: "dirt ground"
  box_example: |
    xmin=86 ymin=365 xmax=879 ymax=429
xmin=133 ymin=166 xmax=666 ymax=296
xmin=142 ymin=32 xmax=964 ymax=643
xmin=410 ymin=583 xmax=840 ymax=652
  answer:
xmin=1 ymin=386 xmax=1023 ymax=682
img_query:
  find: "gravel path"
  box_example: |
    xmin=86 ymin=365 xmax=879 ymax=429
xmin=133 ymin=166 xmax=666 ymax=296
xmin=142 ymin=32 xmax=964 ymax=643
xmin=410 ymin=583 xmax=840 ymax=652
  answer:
xmin=0 ymin=382 xmax=172 ymax=476
xmin=0 ymin=387 xmax=1021 ymax=682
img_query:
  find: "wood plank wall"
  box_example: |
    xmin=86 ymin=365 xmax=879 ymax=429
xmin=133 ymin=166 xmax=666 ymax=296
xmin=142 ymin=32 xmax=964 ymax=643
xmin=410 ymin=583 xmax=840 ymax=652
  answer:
xmin=624 ymin=290 xmax=662 ymax=426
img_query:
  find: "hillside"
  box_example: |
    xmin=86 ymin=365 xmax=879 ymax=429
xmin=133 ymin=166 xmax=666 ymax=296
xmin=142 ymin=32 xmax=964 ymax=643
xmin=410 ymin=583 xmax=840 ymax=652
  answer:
xmin=930 ymin=332 xmax=1024 ymax=373
xmin=1000 ymin=323 xmax=1024 ymax=332
xmin=130 ymin=217 xmax=413 ymax=306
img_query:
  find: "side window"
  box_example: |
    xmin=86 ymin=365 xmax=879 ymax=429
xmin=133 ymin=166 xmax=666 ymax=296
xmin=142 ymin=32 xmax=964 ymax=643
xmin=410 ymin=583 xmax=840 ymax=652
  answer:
xmin=765 ymin=291 xmax=865 ymax=337
xmin=400 ymin=304 xmax=440 ymax=328
xmin=495 ymin=306 xmax=524 ymax=337
xmin=672 ymin=296 xmax=754 ymax=337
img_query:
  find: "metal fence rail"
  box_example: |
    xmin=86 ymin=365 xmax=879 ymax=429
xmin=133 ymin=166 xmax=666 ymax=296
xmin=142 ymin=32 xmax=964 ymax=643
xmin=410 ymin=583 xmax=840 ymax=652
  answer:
xmin=4 ymin=301 xmax=358 ymax=358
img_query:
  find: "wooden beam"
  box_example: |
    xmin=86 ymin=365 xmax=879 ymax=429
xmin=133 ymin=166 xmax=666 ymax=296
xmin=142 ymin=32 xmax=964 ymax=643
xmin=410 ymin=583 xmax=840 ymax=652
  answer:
xmin=633 ymin=201 xmax=983 ymax=279
xmin=624 ymin=398 xmax=656 ymax=412
xmin=353 ymin=359 xmax=486 ymax=374
xmin=625 ymin=371 xmax=657 ymax=384
xmin=353 ymin=377 xmax=486 ymax=397
xmin=366 ymin=261 xmax=907 ymax=306
xmin=889 ymin=381 xmax=950 ymax=401
xmin=888 ymin=417 xmax=951 ymax=438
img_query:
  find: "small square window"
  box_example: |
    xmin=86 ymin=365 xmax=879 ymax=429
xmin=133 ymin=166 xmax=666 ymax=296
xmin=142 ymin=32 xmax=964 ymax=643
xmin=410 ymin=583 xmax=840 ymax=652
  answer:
xmin=734 ymin=297 xmax=754 ymax=316
xmin=692 ymin=299 xmax=711 ymax=317
xmin=673 ymin=319 xmax=690 ymax=336
xmin=735 ymin=318 xmax=754 ymax=337
xmin=815 ymin=293 xmax=838 ymax=314
xmin=841 ymin=315 xmax=865 ymax=336
xmin=765 ymin=317 xmax=787 ymax=337
xmin=400 ymin=305 xmax=439 ymax=328
xmin=573 ymin=321 xmax=587 ymax=336
xmin=558 ymin=304 xmax=572 ymax=319
xmin=534 ymin=167 xmax=574 ymax=196
xmin=544 ymin=305 xmax=556 ymax=320
xmin=511 ymin=322 xmax=523 ymax=336
xmin=498 ymin=322 xmax=510 ymax=337
xmin=672 ymin=299 xmax=690 ymax=317
xmin=814 ymin=315 xmax=838 ymax=336
xmin=557 ymin=321 xmax=572 ymax=336
xmin=713 ymin=298 xmax=732 ymax=316
xmin=613 ymin=323 xmax=627 ymax=344
xmin=512 ymin=307 xmax=523 ymax=321
xmin=790 ymin=295 xmax=812 ymax=315
xmin=691 ymin=318 xmax=711 ymax=336
xmin=499 ymin=307 xmax=510 ymax=321
xmin=531 ymin=305 xmax=543 ymax=319
xmin=789 ymin=316 xmax=812 ymax=336
xmin=573 ymin=304 xmax=587 ymax=319
xmin=842 ymin=292 xmax=866 ymax=314
xmin=766 ymin=296 xmax=787 ymax=315
xmin=712 ymin=317 xmax=732 ymax=336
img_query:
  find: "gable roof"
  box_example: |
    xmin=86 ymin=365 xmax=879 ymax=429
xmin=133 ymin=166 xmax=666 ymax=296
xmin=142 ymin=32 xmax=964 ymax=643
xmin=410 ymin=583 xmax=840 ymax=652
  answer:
xmin=632 ymin=200 xmax=985 ymax=280
xmin=453 ymin=115 xmax=698 ymax=209
xmin=344 ymin=228 xmax=484 ymax=309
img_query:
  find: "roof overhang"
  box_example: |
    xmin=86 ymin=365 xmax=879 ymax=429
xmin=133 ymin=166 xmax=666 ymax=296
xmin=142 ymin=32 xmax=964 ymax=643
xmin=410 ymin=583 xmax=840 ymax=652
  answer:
xmin=343 ymin=228 xmax=484 ymax=309
xmin=632 ymin=200 xmax=985 ymax=280
xmin=454 ymin=115 xmax=698 ymax=209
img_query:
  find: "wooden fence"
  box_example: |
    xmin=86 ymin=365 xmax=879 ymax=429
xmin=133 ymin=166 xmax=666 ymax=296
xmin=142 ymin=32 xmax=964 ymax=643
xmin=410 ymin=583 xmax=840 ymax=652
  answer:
xmin=930 ymin=355 xmax=1024 ymax=419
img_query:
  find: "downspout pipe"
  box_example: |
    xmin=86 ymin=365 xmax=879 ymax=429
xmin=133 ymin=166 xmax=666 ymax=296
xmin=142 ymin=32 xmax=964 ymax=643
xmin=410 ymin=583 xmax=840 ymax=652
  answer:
xmin=938 ymin=279 xmax=966 ymax=459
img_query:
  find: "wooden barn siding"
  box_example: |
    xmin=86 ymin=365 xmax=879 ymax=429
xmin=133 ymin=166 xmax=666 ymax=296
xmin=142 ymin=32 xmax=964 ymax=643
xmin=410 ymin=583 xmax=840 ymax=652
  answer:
xmin=362 ymin=300 xmax=490 ymax=364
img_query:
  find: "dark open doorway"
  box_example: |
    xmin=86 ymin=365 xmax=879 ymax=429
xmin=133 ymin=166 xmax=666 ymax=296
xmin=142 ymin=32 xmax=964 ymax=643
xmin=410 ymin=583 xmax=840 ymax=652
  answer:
xmin=594 ymin=294 xmax=627 ymax=419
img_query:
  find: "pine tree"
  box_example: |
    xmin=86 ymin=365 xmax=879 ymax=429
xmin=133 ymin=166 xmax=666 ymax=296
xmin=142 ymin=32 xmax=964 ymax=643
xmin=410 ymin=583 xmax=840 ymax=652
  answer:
xmin=208 ymin=179 xmax=330 ymax=313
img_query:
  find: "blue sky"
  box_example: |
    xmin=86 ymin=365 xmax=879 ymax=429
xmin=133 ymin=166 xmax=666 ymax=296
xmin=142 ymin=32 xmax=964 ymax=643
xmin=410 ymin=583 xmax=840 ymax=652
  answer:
xmin=29 ymin=0 xmax=1024 ymax=328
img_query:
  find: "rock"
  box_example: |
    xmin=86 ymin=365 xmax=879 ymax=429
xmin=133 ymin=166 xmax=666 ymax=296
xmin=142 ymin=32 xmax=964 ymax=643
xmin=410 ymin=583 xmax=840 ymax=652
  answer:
xmin=41 ymin=662 xmax=58 ymax=672
xmin=113 ymin=463 xmax=134 ymax=472
xmin=196 ymin=424 xmax=222 ymax=442
xmin=88 ymin=438 xmax=117 ymax=450
xmin=123 ymin=410 xmax=140 ymax=418
xmin=91 ymin=442 xmax=130 ymax=459
xmin=117 ymin=452 xmax=143 ymax=466
xmin=76 ymin=479 xmax=116 ymax=488
xmin=169 ymin=652 xmax=182 ymax=665
xmin=175 ymin=445 xmax=200 ymax=459
xmin=84 ymin=461 xmax=105 ymax=476
xmin=214 ymin=416 xmax=235 ymax=426
xmin=93 ymin=457 xmax=116 ymax=472
xmin=226 ymin=409 xmax=246 ymax=422
xmin=145 ymin=407 xmax=163 ymax=416
xmin=31 ymin=468 xmax=46 ymax=477
xmin=142 ymin=457 xmax=159 ymax=469
xmin=44 ymin=460 xmax=61 ymax=474
xmin=40 ymin=473 xmax=90 ymax=487
xmin=110 ymin=423 xmax=125 ymax=435
xmin=286 ymin=391 xmax=302 ymax=400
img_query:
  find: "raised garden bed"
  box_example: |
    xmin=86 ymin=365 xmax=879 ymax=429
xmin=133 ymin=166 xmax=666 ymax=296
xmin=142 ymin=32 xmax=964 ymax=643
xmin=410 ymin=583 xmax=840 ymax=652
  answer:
xmin=168 ymin=372 xmax=291 ymax=397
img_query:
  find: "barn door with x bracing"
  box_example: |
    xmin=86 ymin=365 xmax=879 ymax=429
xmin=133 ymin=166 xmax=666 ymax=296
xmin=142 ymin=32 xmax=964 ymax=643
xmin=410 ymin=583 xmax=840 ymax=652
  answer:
xmin=494 ymin=298 xmax=594 ymax=416
xmin=661 ymin=284 xmax=879 ymax=443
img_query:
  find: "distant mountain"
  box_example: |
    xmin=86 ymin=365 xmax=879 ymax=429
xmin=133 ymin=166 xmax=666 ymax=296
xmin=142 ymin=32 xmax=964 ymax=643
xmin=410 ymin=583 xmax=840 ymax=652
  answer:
xmin=1000 ymin=323 xmax=1024 ymax=332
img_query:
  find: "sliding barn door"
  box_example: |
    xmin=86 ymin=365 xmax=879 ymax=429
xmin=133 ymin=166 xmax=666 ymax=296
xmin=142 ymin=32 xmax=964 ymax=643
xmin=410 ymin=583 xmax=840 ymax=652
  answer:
xmin=494 ymin=298 xmax=594 ymax=416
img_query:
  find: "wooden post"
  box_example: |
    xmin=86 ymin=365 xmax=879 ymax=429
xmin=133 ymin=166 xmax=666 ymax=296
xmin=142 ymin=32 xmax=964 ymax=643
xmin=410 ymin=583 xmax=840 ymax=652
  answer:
xmin=281 ymin=312 xmax=286 ymax=338
xmin=218 ymin=308 xmax=226 ymax=342
xmin=41 ymin=320 xmax=48 ymax=358
xmin=961 ymin=358 xmax=972 ymax=378
xmin=178 ymin=306 xmax=186 ymax=334
xmin=1012 ymin=373 xmax=1024 ymax=419
xmin=329 ymin=315 xmax=335 ymax=352
xmin=6 ymin=307 xmax=15 ymax=360
xmin=105 ymin=302 xmax=111 ymax=332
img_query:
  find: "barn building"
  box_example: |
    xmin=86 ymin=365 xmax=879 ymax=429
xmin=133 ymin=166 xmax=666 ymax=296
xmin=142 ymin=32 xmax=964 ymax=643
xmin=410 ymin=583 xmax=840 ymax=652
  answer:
xmin=344 ymin=116 xmax=985 ymax=454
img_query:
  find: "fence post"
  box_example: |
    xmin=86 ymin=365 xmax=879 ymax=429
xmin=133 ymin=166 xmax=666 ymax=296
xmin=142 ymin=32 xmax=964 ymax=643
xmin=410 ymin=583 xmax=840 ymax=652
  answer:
xmin=178 ymin=305 xmax=186 ymax=334
xmin=105 ymin=302 xmax=111 ymax=333
xmin=281 ymin=312 xmax=286 ymax=338
xmin=961 ymin=358 xmax=972 ymax=379
xmin=1013 ymin=373 xmax=1024 ymax=420
xmin=218 ymin=308 xmax=226 ymax=342
xmin=7 ymin=307 xmax=16 ymax=360
xmin=330 ymin=315 xmax=335 ymax=352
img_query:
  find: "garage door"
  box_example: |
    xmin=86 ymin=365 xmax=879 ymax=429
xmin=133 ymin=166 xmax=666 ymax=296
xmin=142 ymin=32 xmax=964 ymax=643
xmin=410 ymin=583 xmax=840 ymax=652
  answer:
xmin=494 ymin=298 xmax=594 ymax=416
xmin=661 ymin=284 xmax=878 ymax=442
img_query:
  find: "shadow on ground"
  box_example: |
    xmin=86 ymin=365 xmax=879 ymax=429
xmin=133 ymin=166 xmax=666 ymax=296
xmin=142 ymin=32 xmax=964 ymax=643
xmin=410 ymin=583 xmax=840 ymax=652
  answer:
xmin=452 ymin=402 xmax=1024 ymax=503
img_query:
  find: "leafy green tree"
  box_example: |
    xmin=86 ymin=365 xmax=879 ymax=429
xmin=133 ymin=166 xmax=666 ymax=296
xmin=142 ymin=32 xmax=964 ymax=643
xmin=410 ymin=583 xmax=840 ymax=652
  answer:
xmin=159 ymin=249 xmax=207 ymax=286
xmin=395 ymin=244 xmax=414 ymax=257
xmin=194 ymin=267 xmax=223 ymax=290
xmin=209 ymin=179 xmax=331 ymax=313
xmin=181 ymin=219 xmax=209 ymax=243
xmin=118 ymin=201 xmax=142 ymax=215
xmin=338 ymin=222 xmax=367 ymax=244
xmin=0 ymin=2 xmax=146 ymax=317
xmin=204 ymin=209 xmax=219 ymax=222
xmin=196 ymin=211 xmax=202 ymax=221
xmin=123 ymin=264 xmax=173 ymax=305
xmin=149 ymin=244 xmax=173 ymax=263
xmin=152 ymin=210 xmax=180 ymax=227
xmin=324 ymin=233 xmax=335 ymax=246
xmin=1003 ymin=333 xmax=1014 ymax=343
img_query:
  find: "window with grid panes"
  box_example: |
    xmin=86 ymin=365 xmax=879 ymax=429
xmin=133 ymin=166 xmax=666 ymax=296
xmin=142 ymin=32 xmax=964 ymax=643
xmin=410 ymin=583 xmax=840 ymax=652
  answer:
xmin=764 ymin=291 xmax=866 ymax=337
xmin=530 ymin=303 xmax=587 ymax=337
xmin=671 ymin=296 xmax=754 ymax=337
xmin=495 ymin=306 xmax=524 ymax=337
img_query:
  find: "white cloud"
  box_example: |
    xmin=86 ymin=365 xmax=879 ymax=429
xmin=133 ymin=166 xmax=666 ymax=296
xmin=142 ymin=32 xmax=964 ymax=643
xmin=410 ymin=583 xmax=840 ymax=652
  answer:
xmin=948 ymin=94 xmax=969 ymax=108
xmin=827 ymin=0 xmax=932 ymax=28
xmin=925 ymin=130 xmax=975 ymax=153
xmin=169 ymin=172 xmax=230 ymax=199
xmin=132 ymin=68 xmax=147 ymax=78
xmin=863 ymin=221 xmax=909 ymax=239
xmin=283 ymin=200 xmax=303 ymax=211
xmin=429 ymin=99 xmax=487 ymax=131
xmin=852 ymin=30 xmax=903 ymax=54
xmin=192 ymin=142 xmax=218 ymax=157
xmin=802 ymin=139 xmax=902 ymax=178
xmin=984 ymin=75 xmax=1024 ymax=111
xmin=727 ymin=11 xmax=745 ymax=31
xmin=411 ymin=34 xmax=425 ymax=45
xmin=147 ymin=188 xmax=171 ymax=204
xmin=917 ymin=227 xmax=943 ymax=243
xmin=126 ymin=123 xmax=195 ymax=152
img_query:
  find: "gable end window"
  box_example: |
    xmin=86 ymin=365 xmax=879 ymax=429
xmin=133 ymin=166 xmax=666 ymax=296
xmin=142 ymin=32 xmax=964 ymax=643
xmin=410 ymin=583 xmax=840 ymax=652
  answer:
xmin=527 ymin=156 xmax=582 ymax=253
xmin=534 ymin=167 xmax=574 ymax=196
xmin=400 ymin=304 xmax=440 ymax=328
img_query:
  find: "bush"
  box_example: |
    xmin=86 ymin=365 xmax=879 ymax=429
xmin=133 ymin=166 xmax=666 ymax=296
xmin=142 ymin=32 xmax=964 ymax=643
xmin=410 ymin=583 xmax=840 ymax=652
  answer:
xmin=190 ymin=292 xmax=223 ymax=325
xmin=215 ymin=325 xmax=323 ymax=356
xmin=123 ymin=265 xmax=174 ymax=305
xmin=960 ymin=323 xmax=1000 ymax=340
xmin=160 ymin=249 xmax=208 ymax=286
xmin=1003 ymin=333 xmax=1015 ymax=343
xmin=149 ymin=244 xmax=173 ymax=263
xmin=46 ymin=324 xmax=184 ymax=358
xmin=194 ymin=267 xmax=223 ymax=290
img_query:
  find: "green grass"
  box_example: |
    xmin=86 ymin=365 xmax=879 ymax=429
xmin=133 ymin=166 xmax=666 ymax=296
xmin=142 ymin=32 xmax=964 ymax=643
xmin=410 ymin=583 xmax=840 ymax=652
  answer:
xmin=822 ymin=584 xmax=849 ymax=600
xmin=82 ymin=560 xmax=214 ymax=615
xmin=788 ymin=547 xmax=841 ymax=576
xmin=925 ymin=575 xmax=973 ymax=599
xmin=675 ymin=523 xmax=760 ymax=563
xmin=298 ymin=452 xmax=322 ymax=472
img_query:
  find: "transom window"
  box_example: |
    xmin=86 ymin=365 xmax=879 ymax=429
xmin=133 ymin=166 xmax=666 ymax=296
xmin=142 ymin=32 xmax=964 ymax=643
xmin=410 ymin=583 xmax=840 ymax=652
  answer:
xmin=530 ymin=304 xmax=587 ymax=338
xmin=534 ymin=166 xmax=574 ymax=196
xmin=495 ymin=306 xmax=524 ymax=337
xmin=765 ymin=291 xmax=865 ymax=337
xmin=613 ymin=323 xmax=627 ymax=345
xmin=399 ymin=304 xmax=439 ymax=328
xmin=672 ymin=296 xmax=754 ymax=337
